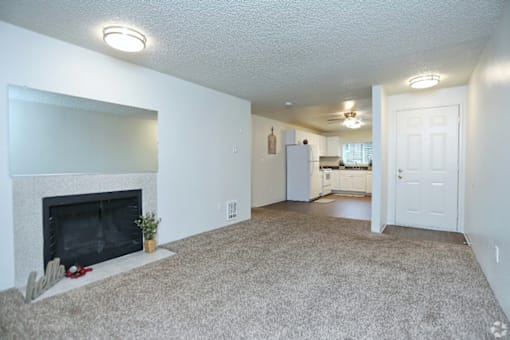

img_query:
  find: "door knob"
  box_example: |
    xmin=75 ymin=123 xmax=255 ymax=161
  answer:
xmin=398 ymin=175 xmax=403 ymax=179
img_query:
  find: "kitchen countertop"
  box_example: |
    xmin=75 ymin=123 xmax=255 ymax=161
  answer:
xmin=321 ymin=167 xmax=372 ymax=171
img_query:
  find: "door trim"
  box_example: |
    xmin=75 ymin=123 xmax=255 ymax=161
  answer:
xmin=393 ymin=104 xmax=463 ymax=232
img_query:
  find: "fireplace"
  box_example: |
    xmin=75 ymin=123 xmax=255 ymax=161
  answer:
xmin=43 ymin=190 xmax=143 ymax=269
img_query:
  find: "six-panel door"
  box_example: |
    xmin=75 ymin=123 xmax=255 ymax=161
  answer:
xmin=395 ymin=105 xmax=460 ymax=231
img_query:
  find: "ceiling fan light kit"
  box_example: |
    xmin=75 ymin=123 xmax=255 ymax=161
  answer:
xmin=409 ymin=74 xmax=440 ymax=89
xmin=342 ymin=111 xmax=362 ymax=129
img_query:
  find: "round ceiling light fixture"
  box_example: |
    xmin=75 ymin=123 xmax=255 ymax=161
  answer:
xmin=103 ymin=26 xmax=146 ymax=52
xmin=409 ymin=74 xmax=440 ymax=89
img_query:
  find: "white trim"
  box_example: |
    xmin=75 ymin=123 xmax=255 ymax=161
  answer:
xmin=386 ymin=86 xmax=467 ymax=233
xmin=463 ymin=232 xmax=472 ymax=246
xmin=456 ymin=100 xmax=467 ymax=233
xmin=380 ymin=223 xmax=388 ymax=233
xmin=393 ymin=104 xmax=461 ymax=232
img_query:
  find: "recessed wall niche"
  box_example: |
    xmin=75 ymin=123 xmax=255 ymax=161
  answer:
xmin=8 ymin=86 xmax=158 ymax=175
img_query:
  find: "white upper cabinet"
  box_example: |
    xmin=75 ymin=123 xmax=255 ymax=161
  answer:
xmin=325 ymin=136 xmax=341 ymax=156
xmin=319 ymin=135 xmax=327 ymax=156
xmin=284 ymin=129 xmax=326 ymax=156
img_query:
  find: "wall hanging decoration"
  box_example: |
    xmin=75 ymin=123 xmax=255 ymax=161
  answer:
xmin=268 ymin=127 xmax=277 ymax=154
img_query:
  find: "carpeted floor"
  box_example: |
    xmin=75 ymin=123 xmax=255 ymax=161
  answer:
xmin=0 ymin=208 xmax=507 ymax=339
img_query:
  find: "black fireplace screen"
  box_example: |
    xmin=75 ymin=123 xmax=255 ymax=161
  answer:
xmin=43 ymin=190 xmax=143 ymax=269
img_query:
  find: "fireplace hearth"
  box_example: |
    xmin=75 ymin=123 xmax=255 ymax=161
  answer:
xmin=43 ymin=190 xmax=143 ymax=269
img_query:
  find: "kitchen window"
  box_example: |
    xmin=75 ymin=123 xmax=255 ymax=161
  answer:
xmin=342 ymin=142 xmax=372 ymax=165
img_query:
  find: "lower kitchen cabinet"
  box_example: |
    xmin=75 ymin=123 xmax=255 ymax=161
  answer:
xmin=366 ymin=173 xmax=372 ymax=194
xmin=332 ymin=170 xmax=371 ymax=193
xmin=350 ymin=173 xmax=366 ymax=192
xmin=331 ymin=170 xmax=341 ymax=190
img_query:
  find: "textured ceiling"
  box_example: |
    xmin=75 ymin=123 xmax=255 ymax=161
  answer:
xmin=0 ymin=0 xmax=505 ymax=132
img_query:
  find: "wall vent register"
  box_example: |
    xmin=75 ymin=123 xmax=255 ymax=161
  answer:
xmin=226 ymin=200 xmax=238 ymax=221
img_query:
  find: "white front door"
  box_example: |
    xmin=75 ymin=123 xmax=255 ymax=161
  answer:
xmin=395 ymin=106 xmax=459 ymax=231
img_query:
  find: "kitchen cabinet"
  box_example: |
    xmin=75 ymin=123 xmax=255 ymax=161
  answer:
xmin=326 ymin=136 xmax=340 ymax=156
xmin=332 ymin=170 xmax=369 ymax=193
xmin=366 ymin=173 xmax=372 ymax=194
xmin=285 ymin=129 xmax=327 ymax=156
xmin=285 ymin=129 xmax=305 ymax=145
xmin=331 ymin=170 xmax=341 ymax=190
xmin=318 ymin=135 xmax=327 ymax=156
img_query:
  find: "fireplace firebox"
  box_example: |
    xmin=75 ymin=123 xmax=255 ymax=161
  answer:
xmin=43 ymin=190 xmax=142 ymax=269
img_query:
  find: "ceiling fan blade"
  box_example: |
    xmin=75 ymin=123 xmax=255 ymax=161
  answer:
xmin=327 ymin=117 xmax=343 ymax=122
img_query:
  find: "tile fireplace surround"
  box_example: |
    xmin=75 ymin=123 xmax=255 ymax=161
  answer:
xmin=12 ymin=173 xmax=157 ymax=287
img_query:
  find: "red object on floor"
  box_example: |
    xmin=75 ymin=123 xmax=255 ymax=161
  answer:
xmin=65 ymin=265 xmax=93 ymax=279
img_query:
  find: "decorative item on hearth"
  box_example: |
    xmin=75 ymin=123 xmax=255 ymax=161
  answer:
xmin=134 ymin=211 xmax=161 ymax=253
xmin=25 ymin=257 xmax=66 ymax=303
xmin=268 ymin=127 xmax=276 ymax=154
xmin=65 ymin=264 xmax=93 ymax=279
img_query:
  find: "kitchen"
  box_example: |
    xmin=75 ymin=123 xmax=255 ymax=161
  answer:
xmin=275 ymin=127 xmax=372 ymax=221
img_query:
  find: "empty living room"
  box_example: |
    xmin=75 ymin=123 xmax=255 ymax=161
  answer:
xmin=1 ymin=1 xmax=509 ymax=339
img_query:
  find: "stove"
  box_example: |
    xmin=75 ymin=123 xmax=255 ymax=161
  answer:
xmin=320 ymin=168 xmax=333 ymax=196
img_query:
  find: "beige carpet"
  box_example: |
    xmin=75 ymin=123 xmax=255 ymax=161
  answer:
xmin=0 ymin=208 xmax=507 ymax=339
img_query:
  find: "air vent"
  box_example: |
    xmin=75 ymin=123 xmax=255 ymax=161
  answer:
xmin=226 ymin=200 xmax=238 ymax=221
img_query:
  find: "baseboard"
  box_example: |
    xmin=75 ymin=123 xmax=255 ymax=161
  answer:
xmin=463 ymin=232 xmax=472 ymax=246
xmin=371 ymin=223 xmax=387 ymax=234
xmin=380 ymin=223 xmax=388 ymax=233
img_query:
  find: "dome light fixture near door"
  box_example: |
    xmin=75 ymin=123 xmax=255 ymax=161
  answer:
xmin=409 ymin=74 xmax=440 ymax=89
xmin=103 ymin=26 xmax=146 ymax=53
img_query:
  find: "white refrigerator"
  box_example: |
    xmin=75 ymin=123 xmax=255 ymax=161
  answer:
xmin=286 ymin=144 xmax=322 ymax=201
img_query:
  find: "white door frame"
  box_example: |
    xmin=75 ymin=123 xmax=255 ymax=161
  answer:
xmin=388 ymin=100 xmax=466 ymax=233
xmin=394 ymin=105 xmax=461 ymax=231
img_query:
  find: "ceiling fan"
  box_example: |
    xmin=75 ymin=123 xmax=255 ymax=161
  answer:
xmin=327 ymin=111 xmax=362 ymax=129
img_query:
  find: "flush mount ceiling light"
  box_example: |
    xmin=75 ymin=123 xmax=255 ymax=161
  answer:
xmin=103 ymin=26 xmax=146 ymax=52
xmin=409 ymin=74 xmax=440 ymax=89
xmin=342 ymin=111 xmax=362 ymax=129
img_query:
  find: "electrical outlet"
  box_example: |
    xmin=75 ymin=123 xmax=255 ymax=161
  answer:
xmin=495 ymin=245 xmax=500 ymax=264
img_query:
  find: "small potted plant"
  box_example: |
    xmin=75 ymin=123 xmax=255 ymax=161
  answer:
xmin=134 ymin=212 xmax=161 ymax=253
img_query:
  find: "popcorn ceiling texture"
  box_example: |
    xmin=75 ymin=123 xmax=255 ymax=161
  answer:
xmin=0 ymin=1 xmax=505 ymax=125
xmin=12 ymin=173 xmax=157 ymax=287
xmin=1 ymin=208 xmax=507 ymax=339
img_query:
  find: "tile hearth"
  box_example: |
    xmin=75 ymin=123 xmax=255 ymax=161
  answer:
xmin=22 ymin=248 xmax=174 ymax=302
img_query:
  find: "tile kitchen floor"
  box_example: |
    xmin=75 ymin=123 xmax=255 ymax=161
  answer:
xmin=263 ymin=194 xmax=371 ymax=221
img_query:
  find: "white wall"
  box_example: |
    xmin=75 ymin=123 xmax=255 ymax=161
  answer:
xmin=386 ymin=86 xmax=467 ymax=229
xmin=251 ymin=114 xmax=325 ymax=207
xmin=251 ymin=115 xmax=292 ymax=207
xmin=466 ymin=1 xmax=510 ymax=318
xmin=0 ymin=22 xmax=251 ymax=290
xmin=370 ymin=85 xmax=388 ymax=233
xmin=9 ymin=99 xmax=158 ymax=175
xmin=337 ymin=129 xmax=372 ymax=147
